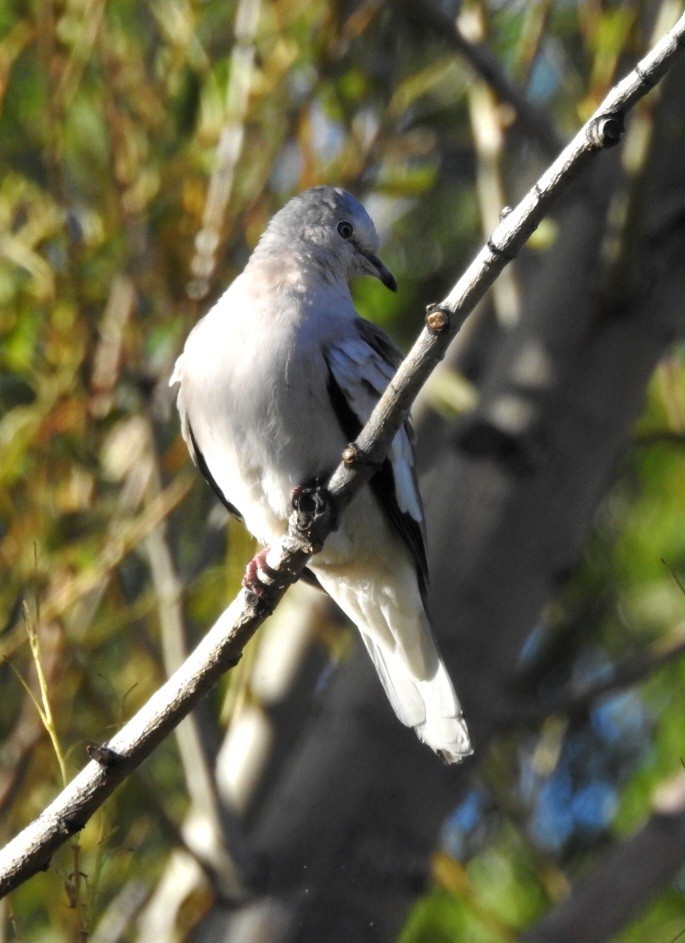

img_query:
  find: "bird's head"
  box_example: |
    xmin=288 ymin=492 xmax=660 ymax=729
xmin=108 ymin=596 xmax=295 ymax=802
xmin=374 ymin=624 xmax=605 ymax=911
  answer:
xmin=254 ymin=186 xmax=397 ymax=292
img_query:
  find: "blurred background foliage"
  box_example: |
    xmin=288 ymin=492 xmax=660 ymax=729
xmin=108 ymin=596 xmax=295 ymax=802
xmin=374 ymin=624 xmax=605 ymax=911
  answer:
xmin=1 ymin=0 xmax=685 ymax=940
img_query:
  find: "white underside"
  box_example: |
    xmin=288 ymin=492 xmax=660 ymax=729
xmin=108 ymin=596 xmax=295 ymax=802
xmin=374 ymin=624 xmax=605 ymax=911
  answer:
xmin=313 ymin=553 xmax=472 ymax=763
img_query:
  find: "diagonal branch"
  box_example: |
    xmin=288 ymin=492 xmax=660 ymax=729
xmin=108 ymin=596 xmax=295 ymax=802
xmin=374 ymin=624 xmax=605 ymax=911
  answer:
xmin=500 ymin=621 xmax=685 ymax=726
xmin=1 ymin=12 xmax=684 ymax=899
xmin=187 ymin=0 xmax=262 ymax=301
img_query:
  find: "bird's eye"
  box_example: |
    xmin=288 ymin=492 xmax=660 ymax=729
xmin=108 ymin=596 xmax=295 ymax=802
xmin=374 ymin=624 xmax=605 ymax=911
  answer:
xmin=337 ymin=220 xmax=354 ymax=239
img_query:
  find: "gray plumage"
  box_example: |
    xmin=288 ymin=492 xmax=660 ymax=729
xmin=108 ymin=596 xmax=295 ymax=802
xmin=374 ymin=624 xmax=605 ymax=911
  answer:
xmin=171 ymin=186 xmax=472 ymax=762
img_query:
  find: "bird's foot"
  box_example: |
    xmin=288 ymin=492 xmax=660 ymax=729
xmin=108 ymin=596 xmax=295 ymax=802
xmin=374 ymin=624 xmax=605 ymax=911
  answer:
xmin=242 ymin=547 xmax=288 ymax=602
xmin=291 ymin=478 xmax=338 ymax=547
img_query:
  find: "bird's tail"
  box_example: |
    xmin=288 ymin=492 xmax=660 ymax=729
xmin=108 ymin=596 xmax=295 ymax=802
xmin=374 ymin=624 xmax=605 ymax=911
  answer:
xmin=314 ymin=567 xmax=472 ymax=762
xmin=358 ymin=618 xmax=473 ymax=764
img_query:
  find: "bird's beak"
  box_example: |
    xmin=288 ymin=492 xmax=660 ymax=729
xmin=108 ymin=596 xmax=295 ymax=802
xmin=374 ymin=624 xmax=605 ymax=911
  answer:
xmin=364 ymin=251 xmax=397 ymax=292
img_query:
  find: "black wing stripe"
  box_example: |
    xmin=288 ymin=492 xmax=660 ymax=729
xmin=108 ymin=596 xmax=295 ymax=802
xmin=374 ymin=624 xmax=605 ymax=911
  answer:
xmin=187 ymin=423 xmax=244 ymax=522
xmin=325 ymin=358 xmax=428 ymax=598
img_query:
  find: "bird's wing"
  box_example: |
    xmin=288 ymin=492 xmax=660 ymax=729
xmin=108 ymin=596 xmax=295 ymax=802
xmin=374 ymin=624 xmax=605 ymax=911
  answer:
xmin=171 ymin=353 xmax=244 ymax=521
xmin=324 ymin=318 xmax=428 ymax=595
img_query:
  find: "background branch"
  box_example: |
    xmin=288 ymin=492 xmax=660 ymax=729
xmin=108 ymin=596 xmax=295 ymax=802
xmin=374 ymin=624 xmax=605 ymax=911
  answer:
xmin=502 ymin=621 xmax=685 ymax=725
xmin=398 ymin=0 xmax=563 ymax=155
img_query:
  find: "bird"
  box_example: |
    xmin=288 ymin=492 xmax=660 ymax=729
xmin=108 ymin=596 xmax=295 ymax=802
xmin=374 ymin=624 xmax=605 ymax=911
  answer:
xmin=170 ymin=186 xmax=472 ymax=763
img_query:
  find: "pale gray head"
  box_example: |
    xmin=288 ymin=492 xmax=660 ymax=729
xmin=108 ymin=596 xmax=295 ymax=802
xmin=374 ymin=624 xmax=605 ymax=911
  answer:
xmin=251 ymin=186 xmax=396 ymax=291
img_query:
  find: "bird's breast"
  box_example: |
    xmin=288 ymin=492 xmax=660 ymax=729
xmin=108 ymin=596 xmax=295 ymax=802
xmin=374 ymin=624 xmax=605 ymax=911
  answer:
xmin=184 ymin=306 xmax=347 ymax=543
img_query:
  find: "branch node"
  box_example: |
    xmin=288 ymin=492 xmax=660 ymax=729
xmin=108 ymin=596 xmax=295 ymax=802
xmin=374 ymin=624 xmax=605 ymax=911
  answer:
xmin=58 ymin=815 xmax=85 ymax=837
xmin=342 ymin=442 xmax=381 ymax=470
xmin=587 ymin=111 xmax=625 ymax=149
xmin=487 ymin=238 xmax=517 ymax=262
xmin=636 ymin=63 xmax=657 ymax=89
xmin=499 ymin=204 xmax=513 ymax=220
xmin=85 ymin=742 xmax=125 ymax=769
xmin=425 ymin=304 xmax=451 ymax=334
xmin=243 ymin=588 xmax=278 ymax=616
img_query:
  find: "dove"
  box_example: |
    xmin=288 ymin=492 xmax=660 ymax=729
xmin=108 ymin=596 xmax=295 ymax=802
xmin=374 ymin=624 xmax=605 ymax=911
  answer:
xmin=171 ymin=186 xmax=472 ymax=762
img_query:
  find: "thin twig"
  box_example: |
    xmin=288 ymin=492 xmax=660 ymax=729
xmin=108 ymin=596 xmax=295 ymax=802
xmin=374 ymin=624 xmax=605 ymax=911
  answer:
xmin=0 ymin=13 xmax=684 ymax=898
xmin=635 ymin=429 xmax=685 ymax=448
xmin=187 ymin=0 xmax=262 ymax=300
xmin=467 ymin=0 xmax=521 ymax=328
xmin=0 ymin=626 xmax=63 ymax=817
xmin=500 ymin=622 xmax=685 ymax=726
xmin=511 ymin=0 xmax=554 ymax=87
xmin=397 ymin=0 xmax=563 ymax=155
xmin=18 ymin=610 xmax=68 ymax=788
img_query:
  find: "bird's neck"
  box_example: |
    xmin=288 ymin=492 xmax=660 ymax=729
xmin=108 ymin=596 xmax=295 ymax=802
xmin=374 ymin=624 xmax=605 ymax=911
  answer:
xmin=247 ymin=243 xmax=350 ymax=298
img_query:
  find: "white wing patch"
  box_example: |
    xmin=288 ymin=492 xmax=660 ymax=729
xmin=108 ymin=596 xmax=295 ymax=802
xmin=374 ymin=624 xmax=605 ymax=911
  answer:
xmin=326 ymin=333 xmax=422 ymax=523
